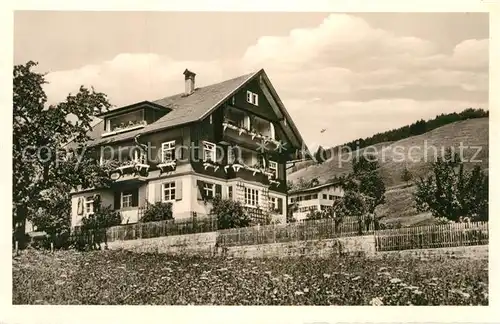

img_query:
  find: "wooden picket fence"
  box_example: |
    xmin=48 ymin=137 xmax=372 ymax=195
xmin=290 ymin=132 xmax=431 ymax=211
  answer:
xmin=105 ymin=214 xmax=218 ymax=242
xmin=217 ymin=216 xmax=374 ymax=247
xmin=374 ymin=221 xmax=488 ymax=251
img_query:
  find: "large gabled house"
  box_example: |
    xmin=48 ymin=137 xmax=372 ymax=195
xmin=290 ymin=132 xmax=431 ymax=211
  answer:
xmin=70 ymin=68 xmax=309 ymax=227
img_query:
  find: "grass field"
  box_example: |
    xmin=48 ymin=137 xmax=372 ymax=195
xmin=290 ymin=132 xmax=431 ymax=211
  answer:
xmin=13 ymin=249 xmax=488 ymax=305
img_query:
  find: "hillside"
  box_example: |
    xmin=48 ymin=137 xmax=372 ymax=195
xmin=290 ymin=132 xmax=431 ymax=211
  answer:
xmin=288 ymin=117 xmax=489 ymax=224
xmin=288 ymin=118 xmax=488 ymax=187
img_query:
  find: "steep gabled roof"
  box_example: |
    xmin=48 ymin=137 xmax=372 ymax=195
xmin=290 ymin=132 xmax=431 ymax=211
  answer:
xmin=86 ymin=69 xmax=307 ymax=151
xmin=88 ymin=71 xmax=257 ymax=146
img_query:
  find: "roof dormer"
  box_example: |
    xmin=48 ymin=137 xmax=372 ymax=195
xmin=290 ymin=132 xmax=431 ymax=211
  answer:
xmin=97 ymin=101 xmax=171 ymax=137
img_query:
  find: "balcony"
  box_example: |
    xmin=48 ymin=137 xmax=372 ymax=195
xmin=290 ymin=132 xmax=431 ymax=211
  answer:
xmin=104 ymin=160 xmax=150 ymax=184
xmin=222 ymin=107 xmax=282 ymax=152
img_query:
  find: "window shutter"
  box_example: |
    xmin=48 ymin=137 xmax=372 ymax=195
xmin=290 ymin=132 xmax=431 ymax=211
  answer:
xmin=114 ymin=192 xmax=121 ymax=210
xmin=277 ymin=198 xmax=283 ymax=213
xmin=196 ymin=180 xmax=204 ymax=200
xmin=132 ymin=189 xmax=139 ymax=207
xmin=155 ymin=183 xmax=163 ymax=203
xmin=175 ymin=180 xmax=183 ymax=201
xmin=215 ymin=144 xmax=223 ymax=164
xmin=174 ymin=138 xmax=183 ymax=160
xmin=228 ymin=185 xmax=233 ymax=199
xmin=215 ymin=184 xmax=222 ymax=198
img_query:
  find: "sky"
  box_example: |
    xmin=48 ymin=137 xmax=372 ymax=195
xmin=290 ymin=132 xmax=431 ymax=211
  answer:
xmin=14 ymin=12 xmax=489 ymax=148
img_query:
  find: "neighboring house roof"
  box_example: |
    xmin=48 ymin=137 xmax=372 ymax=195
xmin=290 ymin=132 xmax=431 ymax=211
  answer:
xmin=288 ymin=181 xmax=343 ymax=195
xmin=81 ymin=69 xmax=308 ymax=154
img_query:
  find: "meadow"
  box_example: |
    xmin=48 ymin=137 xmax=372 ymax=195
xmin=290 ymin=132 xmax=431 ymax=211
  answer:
xmin=12 ymin=249 xmax=488 ymax=305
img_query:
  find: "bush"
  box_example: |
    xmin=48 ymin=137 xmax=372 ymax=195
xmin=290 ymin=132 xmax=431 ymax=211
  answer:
xmin=210 ymin=196 xmax=250 ymax=230
xmin=141 ymin=202 xmax=173 ymax=222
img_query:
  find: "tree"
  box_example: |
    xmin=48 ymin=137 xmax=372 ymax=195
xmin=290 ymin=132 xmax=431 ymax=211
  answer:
xmin=79 ymin=203 xmax=121 ymax=250
xmin=30 ymin=184 xmax=72 ymax=248
xmin=13 ymin=61 xmax=112 ymax=246
xmin=210 ymin=196 xmax=251 ymax=230
xmin=414 ymin=148 xmax=488 ymax=222
xmin=349 ymin=154 xmax=386 ymax=214
xmin=401 ymin=166 xmax=413 ymax=186
xmin=141 ymin=202 xmax=174 ymax=222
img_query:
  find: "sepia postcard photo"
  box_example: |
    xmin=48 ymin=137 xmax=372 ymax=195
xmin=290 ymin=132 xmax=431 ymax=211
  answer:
xmin=4 ymin=3 xmax=498 ymax=322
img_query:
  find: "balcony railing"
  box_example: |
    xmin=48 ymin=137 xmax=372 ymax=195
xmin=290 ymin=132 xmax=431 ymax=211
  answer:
xmin=222 ymin=121 xmax=281 ymax=150
xmin=103 ymin=160 xmax=150 ymax=181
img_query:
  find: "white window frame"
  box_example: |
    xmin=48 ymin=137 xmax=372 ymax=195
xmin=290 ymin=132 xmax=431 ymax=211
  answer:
xmin=85 ymin=198 xmax=94 ymax=215
xmin=245 ymin=187 xmax=259 ymax=207
xmin=162 ymin=181 xmax=176 ymax=202
xmin=243 ymin=115 xmax=251 ymax=130
xmin=270 ymin=196 xmax=278 ymax=210
xmin=121 ymin=192 xmax=133 ymax=208
xmin=203 ymin=183 xmax=215 ymax=198
xmin=203 ymin=141 xmax=216 ymax=162
xmin=269 ymin=161 xmax=278 ymax=178
xmin=161 ymin=140 xmax=176 ymax=162
xmin=246 ymin=90 xmax=259 ymax=106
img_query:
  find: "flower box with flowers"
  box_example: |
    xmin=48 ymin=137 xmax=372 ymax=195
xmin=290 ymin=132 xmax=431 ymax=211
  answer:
xmin=203 ymin=159 xmax=223 ymax=172
xmin=157 ymin=160 xmax=177 ymax=173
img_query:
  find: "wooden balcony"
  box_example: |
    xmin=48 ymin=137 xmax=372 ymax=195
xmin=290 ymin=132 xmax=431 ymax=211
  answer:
xmin=221 ymin=122 xmax=282 ymax=153
xmin=106 ymin=161 xmax=150 ymax=185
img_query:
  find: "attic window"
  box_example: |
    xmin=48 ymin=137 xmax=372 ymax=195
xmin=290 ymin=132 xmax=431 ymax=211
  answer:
xmin=246 ymin=91 xmax=258 ymax=106
xmin=103 ymin=109 xmax=147 ymax=136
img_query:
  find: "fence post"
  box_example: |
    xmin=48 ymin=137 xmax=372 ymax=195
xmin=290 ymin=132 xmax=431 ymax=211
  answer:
xmin=15 ymin=241 xmax=19 ymax=256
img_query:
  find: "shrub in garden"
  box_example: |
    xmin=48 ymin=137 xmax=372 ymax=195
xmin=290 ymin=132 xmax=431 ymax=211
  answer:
xmin=141 ymin=202 xmax=173 ymax=222
xmin=210 ymin=196 xmax=250 ymax=229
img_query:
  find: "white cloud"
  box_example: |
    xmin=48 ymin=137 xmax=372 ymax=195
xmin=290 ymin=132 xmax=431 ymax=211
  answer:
xmin=41 ymin=14 xmax=488 ymax=147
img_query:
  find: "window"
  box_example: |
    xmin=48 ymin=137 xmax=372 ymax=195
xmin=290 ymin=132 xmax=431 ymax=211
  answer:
xmin=304 ymin=195 xmax=311 ymax=201
xmin=85 ymin=198 xmax=94 ymax=215
xmin=246 ymin=91 xmax=259 ymax=106
xmin=242 ymin=115 xmax=251 ymax=130
xmin=270 ymin=197 xmax=278 ymax=210
xmin=161 ymin=140 xmax=176 ymax=162
xmin=245 ymin=187 xmax=259 ymax=207
xmin=227 ymin=146 xmax=236 ymax=164
xmin=134 ymin=149 xmax=147 ymax=164
xmin=121 ymin=192 xmax=133 ymax=208
xmin=269 ymin=161 xmax=278 ymax=178
xmin=323 ymin=194 xmax=327 ymax=199
xmin=162 ymin=182 xmax=176 ymax=201
xmin=270 ymin=122 xmax=275 ymax=139
xmin=312 ymin=194 xmax=318 ymax=199
xmin=329 ymin=195 xmax=334 ymax=200
xmin=203 ymin=183 xmax=215 ymax=199
xmin=203 ymin=141 xmax=216 ymax=162
xmin=228 ymin=186 xmax=233 ymax=199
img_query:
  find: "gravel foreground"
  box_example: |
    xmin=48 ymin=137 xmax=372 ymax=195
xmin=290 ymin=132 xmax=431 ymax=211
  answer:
xmin=12 ymin=249 xmax=488 ymax=305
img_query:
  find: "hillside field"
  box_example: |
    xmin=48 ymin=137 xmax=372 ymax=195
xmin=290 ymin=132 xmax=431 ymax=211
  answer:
xmin=288 ymin=118 xmax=489 ymax=224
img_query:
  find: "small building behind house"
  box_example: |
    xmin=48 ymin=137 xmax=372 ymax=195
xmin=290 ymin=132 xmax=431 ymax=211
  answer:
xmin=288 ymin=182 xmax=344 ymax=221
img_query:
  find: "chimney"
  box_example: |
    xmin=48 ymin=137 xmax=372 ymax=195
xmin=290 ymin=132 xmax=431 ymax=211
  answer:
xmin=183 ymin=69 xmax=196 ymax=95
